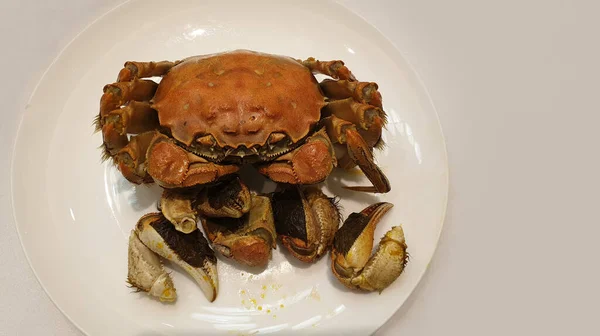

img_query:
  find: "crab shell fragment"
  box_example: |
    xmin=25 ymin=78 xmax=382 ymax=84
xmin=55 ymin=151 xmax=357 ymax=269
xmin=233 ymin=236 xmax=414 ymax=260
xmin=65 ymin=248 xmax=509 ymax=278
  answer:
xmin=331 ymin=202 xmax=408 ymax=292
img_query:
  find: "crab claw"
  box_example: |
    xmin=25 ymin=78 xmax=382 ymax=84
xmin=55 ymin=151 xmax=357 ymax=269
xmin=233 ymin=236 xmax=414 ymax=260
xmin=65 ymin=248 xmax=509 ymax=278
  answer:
xmin=201 ymin=194 xmax=277 ymax=267
xmin=127 ymin=230 xmax=177 ymax=302
xmin=135 ymin=213 xmax=218 ymax=302
xmin=271 ymin=186 xmax=341 ymax=263
xmin=331 ymin=202 xmax=407 ymax=292
xmin=197 ymin=177 xmax=251 ymax=218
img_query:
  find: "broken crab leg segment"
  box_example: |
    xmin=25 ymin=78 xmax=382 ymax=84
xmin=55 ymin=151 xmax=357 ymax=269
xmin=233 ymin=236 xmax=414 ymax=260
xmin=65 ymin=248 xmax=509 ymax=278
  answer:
xmin=160 ymin=189 xmax=200 ymax=233
xmin=201 ymin=194 xmax=277 ymax=267
xmin=115 ymin=131 xmax=155 ymax=184
xmin=135 ymin=213 xmax=218 ymax=302
xmin=102 ymin=101 xmax=159 ymax=135
xmin=118 ymin=60 xmax=179 ymax=82
xmin=146 ymin=134 xmax=239 ymax=188
xmin=100 ymin=79 xmax=158 ymax=117
xmin=351 ymin=226 xmax=407 ymax=292
xmin=127 ymin=230 xmax=177 ymax=302
xmin=271 ymin=186 xmax=340 ymax=263
xmin=323 ymin=98 xmax=386 ymax=132
xmin=301 ymin=57 xmax=356 ymax=81
xmin=197 ymin=177 xmax=251 ymax=218
xmin=258 ymin=128 xmax=336 ymax=185
xmin=331 ymin=202 xmax=403 ymax=291
xmin=320 ymin=79 xmax=383 ymax=109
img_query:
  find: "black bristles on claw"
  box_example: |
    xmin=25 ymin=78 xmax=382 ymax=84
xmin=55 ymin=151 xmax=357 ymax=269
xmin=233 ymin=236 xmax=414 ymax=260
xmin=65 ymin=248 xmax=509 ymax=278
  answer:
xmin=270 ymin=187 xmax=308 ymax=241
xmin=148 ymin=215 xmax=217 ymax=267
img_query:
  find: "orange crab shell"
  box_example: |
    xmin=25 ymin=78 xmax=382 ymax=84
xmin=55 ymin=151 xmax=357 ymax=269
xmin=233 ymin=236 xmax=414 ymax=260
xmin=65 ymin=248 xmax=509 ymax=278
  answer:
xmin=152 ymin=50 xmax=327 ymax=149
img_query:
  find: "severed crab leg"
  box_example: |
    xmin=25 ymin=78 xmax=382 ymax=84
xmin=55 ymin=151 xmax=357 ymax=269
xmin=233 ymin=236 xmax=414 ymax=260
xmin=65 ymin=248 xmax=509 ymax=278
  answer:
xmin=319 ymin=79 xmax=383 ymax=109
xmin=257 ymin=128 xmax=337 ymax=185
xmin=201 ymin=194 xmax=277 ymax=267
xmin=331 ymin=202 xmax=407 ymax=292
xmin=301 ymin=57 xmax=356 ymax=81
xmin=127 ymin=230 xmax=177 ymax=302
xmin=135 ymin=213 xmax=219 ymax=302
xmin=117 ymin=60 xmax=179 ymax=82
xmin=271 ymin=186 xmax=341 ymax=263
xmin=325 ymin=116 xmax=391 ymax=193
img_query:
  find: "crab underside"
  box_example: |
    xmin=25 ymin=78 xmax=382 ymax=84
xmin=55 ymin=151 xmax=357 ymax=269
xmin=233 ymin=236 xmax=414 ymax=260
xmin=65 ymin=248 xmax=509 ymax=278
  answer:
xmin=96 ymin=50 xmax=407 ymax=302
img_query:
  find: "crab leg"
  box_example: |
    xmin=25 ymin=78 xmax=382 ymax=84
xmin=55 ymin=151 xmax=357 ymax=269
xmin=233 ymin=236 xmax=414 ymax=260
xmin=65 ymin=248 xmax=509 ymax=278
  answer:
xmin=301 ymin=57 xmax=356 ymax=81
xmin=100 ymin=80 xmax=158 ymax=117
xmin=319 ymin=79 xmax=383 ymax=109
xmin=146 ymin=133 xmax=239 ymax=188
xmin=325 ymin=116 xmax=391 ymax=193
xmin=323 ymin=98 xmax=386 ymax=149
xmin=331 ymin=202 xmax=407 ymax=292
xmin=97 ymin=79 xmax=158 ymax=158
xmin=135 ymin=213 xmax=218 ymax=302
xmin=117 ymin=60 xmax=179 ymax=82
xmin=257 ymin=127 xmax=337 ymax=185
xmin=201 ymin=194 xmax=277 ymax=267
xmin=114 ymin=131 xmax=155 ymax=184
xmin=98 ymin=101 xmax=159 ymax=135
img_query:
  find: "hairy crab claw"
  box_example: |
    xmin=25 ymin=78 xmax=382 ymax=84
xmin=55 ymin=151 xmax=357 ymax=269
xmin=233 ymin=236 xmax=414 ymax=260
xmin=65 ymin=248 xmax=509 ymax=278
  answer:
xmin=201 ymin=194 xmax=277 ymax=267
xmin=197 ymin=176 xmax=252 ymax=218
xmin=271 ymin=186 xmax=341 ymax=263
xmin=331 ymin=202 xmax=408 ymax=292
xmin=127 ymin=230 xmax=177 ymax=302
xmin=135 ymin=213 xmax=218 ymax=302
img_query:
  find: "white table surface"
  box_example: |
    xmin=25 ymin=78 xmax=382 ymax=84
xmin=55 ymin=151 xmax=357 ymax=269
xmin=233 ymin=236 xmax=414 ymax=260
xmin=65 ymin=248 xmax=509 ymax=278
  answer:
xmin=1 ymin=0 xmax=598 ymax=335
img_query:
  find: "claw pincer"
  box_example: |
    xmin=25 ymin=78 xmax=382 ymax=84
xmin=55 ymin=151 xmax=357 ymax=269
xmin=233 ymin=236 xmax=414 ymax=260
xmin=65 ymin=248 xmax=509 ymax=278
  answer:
xmin=331 ymin=202 xmax=408 ymax=292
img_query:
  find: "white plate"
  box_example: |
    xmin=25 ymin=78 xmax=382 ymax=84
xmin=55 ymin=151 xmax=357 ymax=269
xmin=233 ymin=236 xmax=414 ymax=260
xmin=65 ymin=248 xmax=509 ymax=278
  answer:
xmin=11 ymin=0 xmax=447 ymax=335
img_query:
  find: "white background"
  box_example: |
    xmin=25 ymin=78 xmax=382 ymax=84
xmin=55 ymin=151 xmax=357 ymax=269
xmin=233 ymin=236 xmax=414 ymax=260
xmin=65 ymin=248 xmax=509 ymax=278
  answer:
xmin=1 ymin=0 xmax=599 ymax=335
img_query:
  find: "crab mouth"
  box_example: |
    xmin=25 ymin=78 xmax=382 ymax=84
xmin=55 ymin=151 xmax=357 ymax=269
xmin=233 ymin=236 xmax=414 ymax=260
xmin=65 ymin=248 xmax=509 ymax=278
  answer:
xmin=170 ymin=129 xmax=318 ymax=164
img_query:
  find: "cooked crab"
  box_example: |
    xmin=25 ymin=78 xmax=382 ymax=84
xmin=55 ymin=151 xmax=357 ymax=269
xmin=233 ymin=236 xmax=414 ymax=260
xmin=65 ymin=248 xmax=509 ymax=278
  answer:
xmin=96 ymin=49 xmax=390 ymax=193
xmin=331 ymin=203 xmax=408 ymax=292
xmin=95 ymin=49 xmax=393 ymax=301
